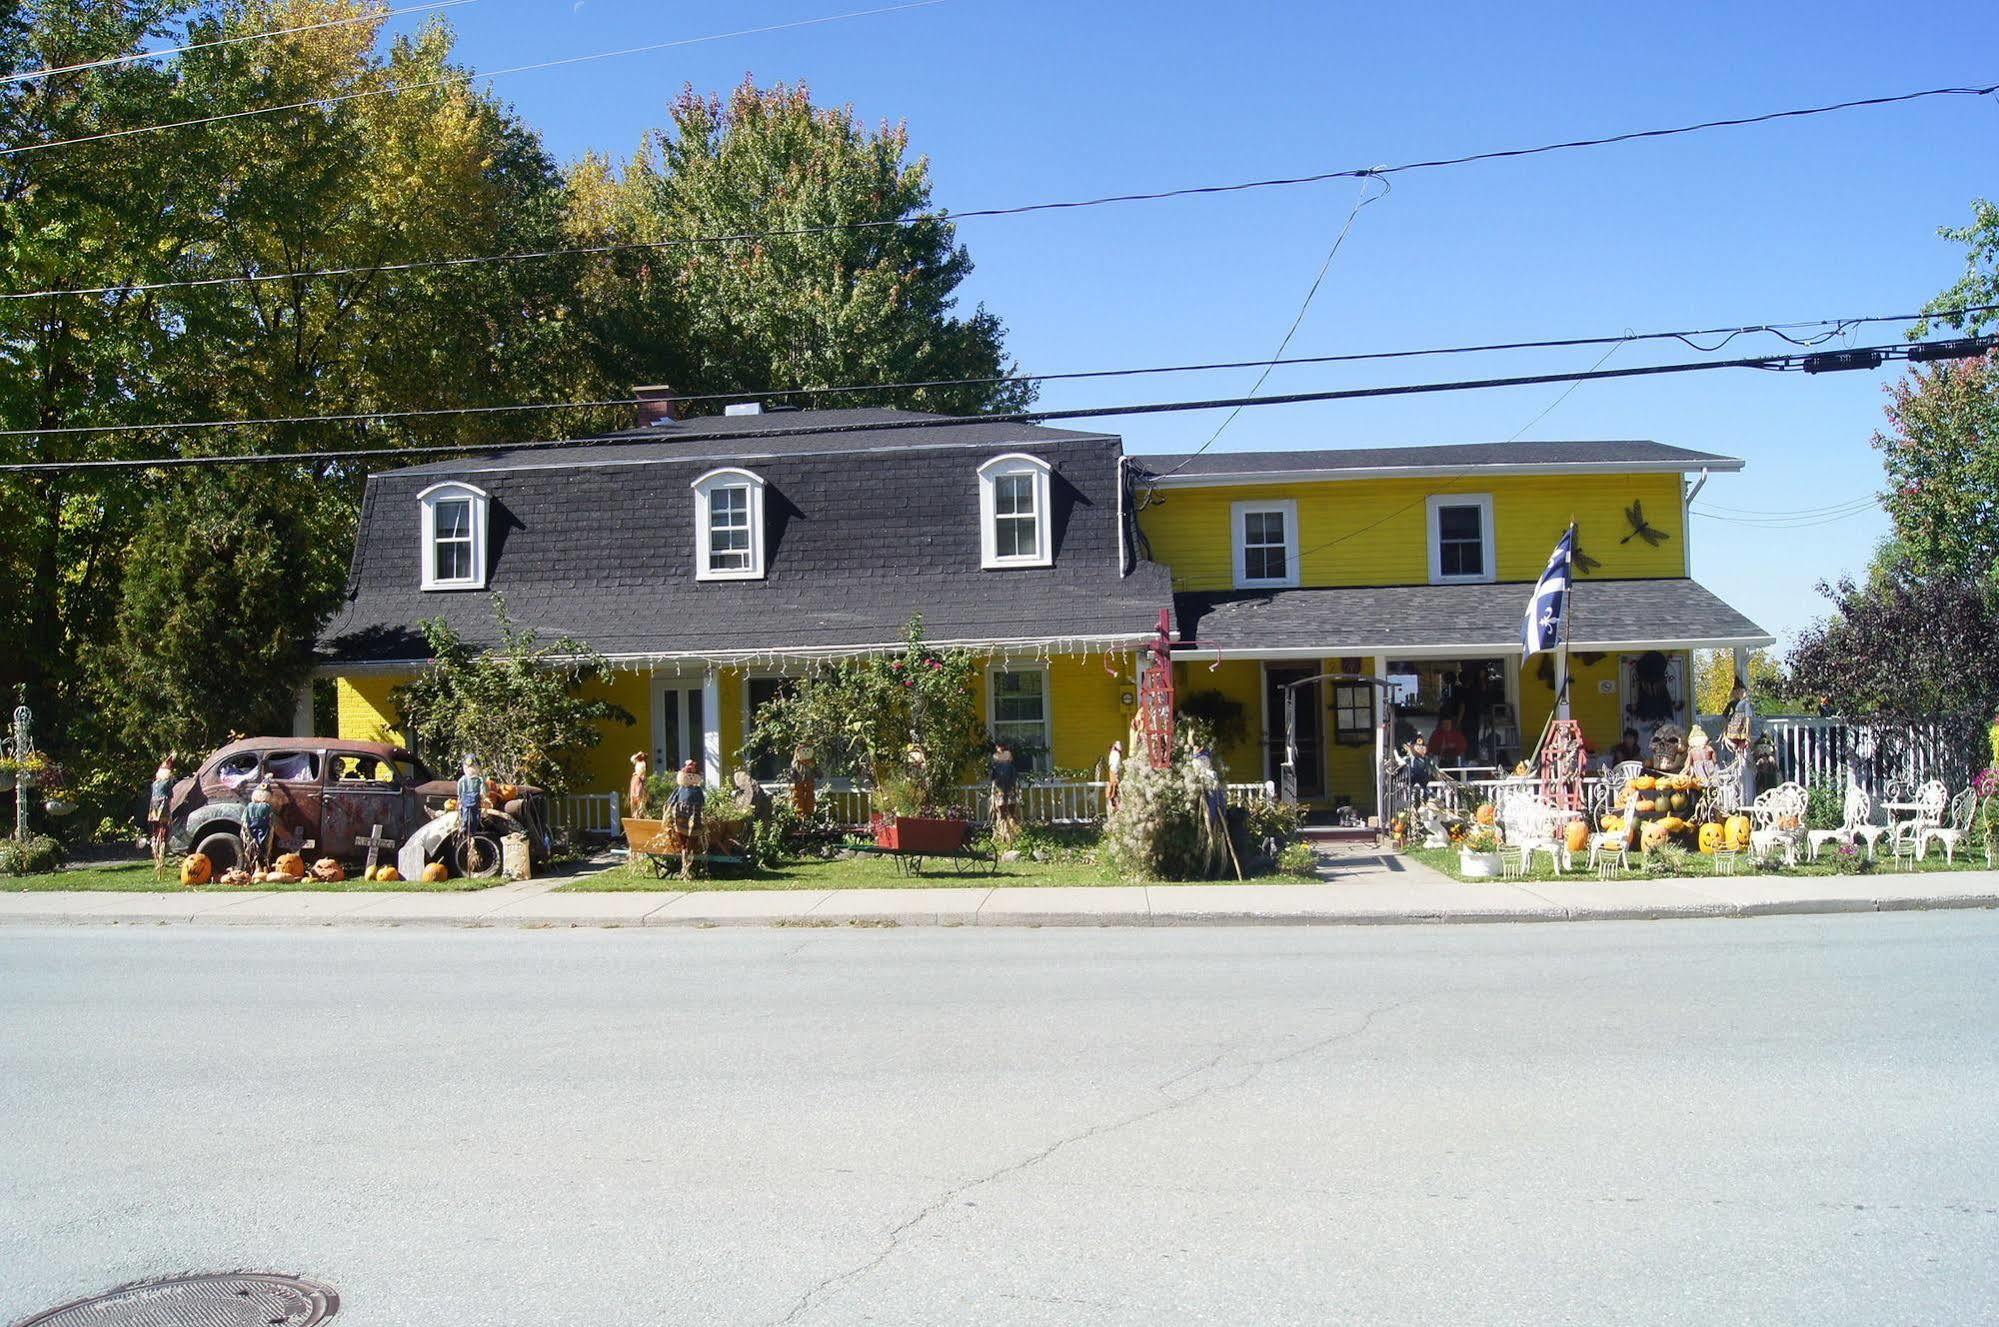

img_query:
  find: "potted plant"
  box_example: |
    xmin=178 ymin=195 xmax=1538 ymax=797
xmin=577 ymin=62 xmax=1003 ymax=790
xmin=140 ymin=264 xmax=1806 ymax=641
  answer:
xmin=1459 ymin=826 xmax=1503 ymax=878
xmin=870 ymin=774 xmax=968 ymax=854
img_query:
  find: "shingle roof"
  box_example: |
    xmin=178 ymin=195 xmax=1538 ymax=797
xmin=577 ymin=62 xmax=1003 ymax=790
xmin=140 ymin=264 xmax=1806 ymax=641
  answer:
xmin=320 ymin=415 xmax=1171 ymax=664
xmin=1140 ymin=439 xmax=1740 ymax=480
xmin=1174 ymin=579 xmax=1771 ymax=653
xmin=389 ymin=408 xmax=1118 ymax=477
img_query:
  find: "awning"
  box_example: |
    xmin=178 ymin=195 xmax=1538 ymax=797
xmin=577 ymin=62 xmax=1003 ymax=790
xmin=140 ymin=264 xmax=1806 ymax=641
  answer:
xmin=1173 ymin=578 xmax=1772 ymax=658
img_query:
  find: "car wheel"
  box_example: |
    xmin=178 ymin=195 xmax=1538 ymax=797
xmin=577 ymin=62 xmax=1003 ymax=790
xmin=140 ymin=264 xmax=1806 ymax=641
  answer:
xmin=193 ymin=831 xmax=243 ymax=874
xmin=453 ymin=831 xmax=503 ymax=879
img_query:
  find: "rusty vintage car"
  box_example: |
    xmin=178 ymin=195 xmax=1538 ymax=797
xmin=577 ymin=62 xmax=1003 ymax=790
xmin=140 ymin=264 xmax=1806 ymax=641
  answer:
xmin=166 ymin=738 xmax=550 ymax=877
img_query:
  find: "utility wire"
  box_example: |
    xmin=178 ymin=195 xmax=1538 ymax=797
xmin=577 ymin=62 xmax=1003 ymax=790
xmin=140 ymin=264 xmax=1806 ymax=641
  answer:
xmin=5 ymin=80 xmax=1995 ymax=298
xmin=6 ymin=337 xmax=1989 ymax=475
xmin=5 ymin=305 xmax=1988 ymax=440
xmin=1694 ymin=493 xmax=1882 ymax=517
xmin=1161 ymin=175 xmax=1389 ymax=475
xmin=0 ymin=0 xmax=472 ymax=84
xmin=0 ymin=1 xmax=944 ymax=157
xmin=1502 ymin=334 xmax=1629 ymax=442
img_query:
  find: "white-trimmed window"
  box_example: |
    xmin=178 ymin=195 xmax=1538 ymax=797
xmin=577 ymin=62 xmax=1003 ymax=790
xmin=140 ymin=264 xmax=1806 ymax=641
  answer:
xmin=418 ymin=482 xmax=488 ymax=591
xmin=1427 ymin=494 xmax=1495 ymax=584
xmin=989 ymin=664 xmax=1051 ymax=769
xmin=691 ymin=467 xmax=767 ymax=581
xmin=977 ymin=454 xmax=1052 ymax=569
xmin=1232 ymin=499 xmax=1299 ymax=588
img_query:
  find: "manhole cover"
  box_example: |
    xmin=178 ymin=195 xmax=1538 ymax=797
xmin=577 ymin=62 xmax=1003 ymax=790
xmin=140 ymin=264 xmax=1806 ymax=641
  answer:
xmin=14 ymin=1273 xmax=337 ymax=1327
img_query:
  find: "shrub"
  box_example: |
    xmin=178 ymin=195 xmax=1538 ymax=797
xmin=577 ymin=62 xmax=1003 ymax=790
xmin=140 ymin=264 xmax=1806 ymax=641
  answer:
xmin=0 ymin=835 xmax=65 ymax=876
xmin=1827 ymin=842 xmax=1873 ymax=875
xmin=1277 ymin=841 xmax=1319 ymax=877
xmin=1102 ymin=755 xmax=1228 ymax=880
xmin=1240 ymin=795 xmax=1303 ymax=846
xmin=1804 ymin=779 xmax=1845 ymax=831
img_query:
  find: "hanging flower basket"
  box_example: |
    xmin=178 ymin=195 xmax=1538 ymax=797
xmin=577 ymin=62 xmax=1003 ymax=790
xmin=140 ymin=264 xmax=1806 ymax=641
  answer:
xmin=44 ymin=798 xmax=76 ymax=817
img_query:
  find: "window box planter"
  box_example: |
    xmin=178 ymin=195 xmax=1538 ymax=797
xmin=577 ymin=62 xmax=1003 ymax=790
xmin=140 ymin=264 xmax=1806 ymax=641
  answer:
xmin=872 ymin=814 xmax=969 ymax=855
xmin=1458 ymin=849 xmax=1503 ymax=878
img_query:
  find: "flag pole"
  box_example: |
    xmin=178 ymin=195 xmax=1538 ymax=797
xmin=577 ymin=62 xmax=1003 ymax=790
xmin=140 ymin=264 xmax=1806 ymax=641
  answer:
xmin=1555 ymin=520 xmax=1575 ymax=721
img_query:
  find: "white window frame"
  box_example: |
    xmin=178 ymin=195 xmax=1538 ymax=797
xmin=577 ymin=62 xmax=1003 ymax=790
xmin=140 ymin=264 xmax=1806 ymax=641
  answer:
xmin=418 ymin=481 xmax=489 ymax=591
xmin=1231 ymin=499 xmax=1300 ymax=589
xmin=691 ymin=467 xmax=767 ymax=582
xmin=987 ymin=662 xmax=1052 ymax=762
xmin=1426 ymin=493 xmax=1496 ymax=585
xmin=977 ymin=453 xmax=1053 ymax=570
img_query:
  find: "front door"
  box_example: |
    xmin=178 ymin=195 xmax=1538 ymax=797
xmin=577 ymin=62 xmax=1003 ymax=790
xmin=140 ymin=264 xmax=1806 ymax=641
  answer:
xmin=1266 ymin=667 xmax=1324 ymax=799
xmin=652 ymin=680 xmax=706 ymax=776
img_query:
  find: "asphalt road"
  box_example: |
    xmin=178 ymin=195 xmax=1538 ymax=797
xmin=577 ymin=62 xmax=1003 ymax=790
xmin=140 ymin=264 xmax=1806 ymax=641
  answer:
xmin=2 ymin=916 xmax=1995 ymax=1327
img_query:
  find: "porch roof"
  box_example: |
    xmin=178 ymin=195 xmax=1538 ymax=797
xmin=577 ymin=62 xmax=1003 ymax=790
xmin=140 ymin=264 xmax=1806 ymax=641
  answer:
xmin=1172 ymin=578 xmax=1772 ymax=657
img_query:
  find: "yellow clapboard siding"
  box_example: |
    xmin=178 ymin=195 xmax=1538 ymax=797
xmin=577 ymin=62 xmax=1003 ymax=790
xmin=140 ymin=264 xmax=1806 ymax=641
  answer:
xmin=1138 ymin=472 xmax=1686 ymax=590
xmin=335 ymin=675 xmax=411 ymax=745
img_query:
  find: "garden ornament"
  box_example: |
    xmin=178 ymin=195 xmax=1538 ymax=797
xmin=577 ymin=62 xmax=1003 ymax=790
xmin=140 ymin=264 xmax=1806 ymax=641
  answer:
xmin=788 ymin=745 xmax=818 ymax=820
xmin=628 ymin=753 xmax=650 ymax=817
xmin=1106 ymin=740 xmax=1124 ymax=813
xmin=732 ymin=768 xmax=773 ymax=821
xmin=1649 ymin=723 xmax=1687 ymax=774
xmin=668 ymin=760 xmax=707 ymax=880
xmin=147 ymin=754 xmax=177 ymax=874
xmin=990 ymin=742 xmax=1021 ymax=844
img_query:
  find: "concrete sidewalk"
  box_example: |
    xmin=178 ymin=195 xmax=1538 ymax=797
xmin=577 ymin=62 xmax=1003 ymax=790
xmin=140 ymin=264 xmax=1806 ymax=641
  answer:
xmin=3 ymin=867 xmax=1997 ymax=928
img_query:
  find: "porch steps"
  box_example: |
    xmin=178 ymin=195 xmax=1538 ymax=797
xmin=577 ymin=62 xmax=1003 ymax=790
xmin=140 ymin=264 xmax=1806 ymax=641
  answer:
xmin=1298 ymin=824 xmax=1378 ymax=845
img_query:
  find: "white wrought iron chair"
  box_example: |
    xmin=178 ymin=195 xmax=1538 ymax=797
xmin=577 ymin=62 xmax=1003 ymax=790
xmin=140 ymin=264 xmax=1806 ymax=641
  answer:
xmin=1919 ymin=786 xmax=1978 ymax=864
xmin=1806 ymin=783 xmax=1871 ymax=862
xmin=1748 ymin=782 xmax=1808 ymax=867
xmin=1888 ymin=779 xmax=1947 ymax=867
xmin=1586 ymin=810 xmax=1639 ymax=878
xmin=1603 ymin=761 xmax=1643 ymax=815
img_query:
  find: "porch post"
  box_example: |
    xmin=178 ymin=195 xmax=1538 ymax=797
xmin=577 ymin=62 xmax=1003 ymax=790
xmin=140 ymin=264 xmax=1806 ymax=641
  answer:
xmin=702 ymin=667 xmax=723 ymax=787
xmin=1372 ymin=655 xmax=1390 ymax=824
xmin=1731 ymin=645 xmax=1750 ymax=691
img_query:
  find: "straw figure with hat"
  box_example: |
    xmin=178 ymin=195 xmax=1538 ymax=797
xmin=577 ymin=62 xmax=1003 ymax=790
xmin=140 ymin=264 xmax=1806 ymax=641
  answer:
xmin=627 ymin=752 xmax=650 ymax=818
xmin=667 ymin=759 xmax=707 ymax=879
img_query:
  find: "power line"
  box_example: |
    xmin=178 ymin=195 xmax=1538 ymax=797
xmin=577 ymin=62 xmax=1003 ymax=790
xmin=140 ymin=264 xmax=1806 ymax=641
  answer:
xmin=1695 ymin=493 xmax=1881 ymax=517
xmin=6 ymin=79 xmax=1995 ymax=300
xmin=0 ymin=1 xmax=472 ymax=85
xmin=6 ymin=337 xmax=1989 ymax=475
xmin=0 ymin=1 xmax=944 ymax=157
xmin=6 ymin=305 xmax=1988 ymax=440
xmin=1162 ymin=176 xmax=1389 ymax=475
xmin=1501 ymin=334 xmax=1629 ymax=443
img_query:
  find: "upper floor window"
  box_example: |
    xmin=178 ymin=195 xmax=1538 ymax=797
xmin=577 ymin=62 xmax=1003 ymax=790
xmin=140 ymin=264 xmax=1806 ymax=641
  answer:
xmin=978 ymin=454 xmax=1052 ymax=569
xmin=1232 ymin=499 xmax=1299 ymax=588
xmin=691 ymin=468 xmax=767 ymax=581
xmin=418 ymin=482 xmax=488 ymax=591
xmin=1427 ymin=494 xmax=1495 ymax=584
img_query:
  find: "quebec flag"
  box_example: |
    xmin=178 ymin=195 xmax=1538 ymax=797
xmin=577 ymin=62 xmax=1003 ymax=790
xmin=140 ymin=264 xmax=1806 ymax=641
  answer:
xmin=1522 ymin=524 xmax=1577 ymax=663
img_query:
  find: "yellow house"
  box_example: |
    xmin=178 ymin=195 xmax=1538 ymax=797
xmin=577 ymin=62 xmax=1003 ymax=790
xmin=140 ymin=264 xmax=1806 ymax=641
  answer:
xmin=1138 ymin=440 xmax=1771 ymax=815
xmin=315 ymin=404 xmax=1769 ymax=821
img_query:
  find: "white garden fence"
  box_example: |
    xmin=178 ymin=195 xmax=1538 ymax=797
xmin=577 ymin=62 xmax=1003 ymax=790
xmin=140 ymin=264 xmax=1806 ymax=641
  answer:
xmin=549 ymin=791 xmax=622 ymax=836
xmin=755 ymin=778 xmax=1276 ymax=828
xmin=1693 ymin=714 xmax=1987 ymax=795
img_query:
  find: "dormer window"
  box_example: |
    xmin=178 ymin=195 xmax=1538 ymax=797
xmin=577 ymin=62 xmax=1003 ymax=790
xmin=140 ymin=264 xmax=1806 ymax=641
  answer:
xmin=692 ymin=467 xmax=767 ymax=581
xmin=418 ymin=482 xmax=488 ymax=591
xmin=978 ymin=454 xmax=1052 ymax=570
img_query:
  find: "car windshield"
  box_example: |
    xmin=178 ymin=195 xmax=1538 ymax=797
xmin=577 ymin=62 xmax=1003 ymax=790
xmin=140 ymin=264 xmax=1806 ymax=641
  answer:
xmin=396 ymin=758 xmax=434 ymax=785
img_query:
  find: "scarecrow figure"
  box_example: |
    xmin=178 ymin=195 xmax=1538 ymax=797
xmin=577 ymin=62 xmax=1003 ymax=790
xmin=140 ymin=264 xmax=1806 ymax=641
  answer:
xmin=989 ymin=741 xmax=1021 ymax=844
xmin=666 ymin=760 xmax=707 ymax=880
xmin=1105 ymin=740 xmax=1124 ymax=814
xmin=455 ymin=755 xmax=487 ymax=842
xmin=1684 ymin=724 xmax=1716 ymax=775
xmin=788 ymin=745 xmax=818 ymax=819
xmin=146 ymin=754 xmax=177 ymax=876
xmin=627 ymin=753 xmax=650 ymax=818
xmin=733 ymin=768 xmax=774 ymax=821
xmin=242 ymin=778 xmax=275 ymax=873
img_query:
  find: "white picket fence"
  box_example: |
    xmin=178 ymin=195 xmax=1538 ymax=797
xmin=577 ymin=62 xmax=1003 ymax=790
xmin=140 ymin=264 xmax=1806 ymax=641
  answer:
xmin=1693 ymin=714 xmax=1986 ymax=793
xmin=550 ymin=791 xmax=622 ymax=836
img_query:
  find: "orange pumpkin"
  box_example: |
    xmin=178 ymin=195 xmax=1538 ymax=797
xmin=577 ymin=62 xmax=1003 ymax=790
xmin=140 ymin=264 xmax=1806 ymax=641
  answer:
xmin=1629 ymin=775 xmax=1657 ymax=791
xmin=1635 ymin=799 xmax=1657 ymax=814
xmin=421 ymin=862 xmax=451 ymax=883
xmin=1640 ymin=821 xmax=1672 ymax=852
xmin=1474 ymin=803 xmax=1496 ymax=826
xmin=310 ymin=857 xmax=345 ymax=883
xmin=1600 ymin=813 xmax=1624 ymax=832
xmin=273 ymin=852 xmax=306 ymax=878
xmin=1697 ymin=822 xmax=1723 ymax=853
xmin=178 ymin=853 xmax=212 ymax=887
xmin=1724 ymin=814 xmax=1753 ymax=851
xmin=375 ymin=866 xmax=403 ymax=883
xmin=1564 ymin=818 xmax=1591 ymax=855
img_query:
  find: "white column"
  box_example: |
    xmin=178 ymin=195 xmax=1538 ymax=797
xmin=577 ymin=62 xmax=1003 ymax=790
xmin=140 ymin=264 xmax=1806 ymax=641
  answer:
xmin=702 ymin=667 xmax=723 ymax=787
xmin=292 ymin=681 xmax=315 ymax=737
xmin=1372 ymin=655 xmax=1390 ymax=823
xmin=1731 ymin=646 xmax=1750 ymax=691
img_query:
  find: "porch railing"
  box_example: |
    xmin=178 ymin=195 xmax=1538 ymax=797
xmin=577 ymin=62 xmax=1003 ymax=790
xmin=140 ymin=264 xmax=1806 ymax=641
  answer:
xmin=1693 ymin=714 xmax=1988 ymax=793
xmin=550 ymin=791 xmax=622 ymax=837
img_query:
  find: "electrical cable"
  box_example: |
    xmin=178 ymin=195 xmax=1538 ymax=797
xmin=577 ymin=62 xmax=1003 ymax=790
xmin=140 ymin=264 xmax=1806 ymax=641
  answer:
xmin=1161 ymin=175 xmax=1389 ymax=475
xmin=5 ymin=304 xmax=1988 ymax=439
xmin=0 ymin=1 xmax=945 ymax=157
xmin=0 ymin=0 xmax=472 ymax=84
xmin=5 ymin=79 xmax=1994 ymax=297
xmin=5 ymin=336 xmax=1988 ymax=475
xmin=1502 ymin=334 xmax=1630 ymax=443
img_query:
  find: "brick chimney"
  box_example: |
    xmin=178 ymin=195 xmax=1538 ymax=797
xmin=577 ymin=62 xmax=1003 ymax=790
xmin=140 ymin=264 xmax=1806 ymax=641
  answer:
xmin=633 ymin=384 xmax=686 ymax=427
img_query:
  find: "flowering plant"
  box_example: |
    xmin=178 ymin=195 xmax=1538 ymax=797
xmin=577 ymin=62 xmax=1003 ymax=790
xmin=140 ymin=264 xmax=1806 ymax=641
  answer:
xmin=1462 ymin=827 xmax=1501 ymax=854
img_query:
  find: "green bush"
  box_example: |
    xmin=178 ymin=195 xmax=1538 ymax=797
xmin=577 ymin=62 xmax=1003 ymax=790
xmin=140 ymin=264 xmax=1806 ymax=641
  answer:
xmin=1804 ymin=779 xmax=1845 ymax=831
xmin=0 ymin=835 xmax=65 ymax=876
xmin=1240 ymin=795 xmax=1303 ymax=846
xmin=1277 ymin=841 xmax=1319 ymax=877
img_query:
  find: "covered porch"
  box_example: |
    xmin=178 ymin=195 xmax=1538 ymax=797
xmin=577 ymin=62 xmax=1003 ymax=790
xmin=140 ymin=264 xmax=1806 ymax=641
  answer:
xmin=1171 ymin=578 xmax=1774 ymax=818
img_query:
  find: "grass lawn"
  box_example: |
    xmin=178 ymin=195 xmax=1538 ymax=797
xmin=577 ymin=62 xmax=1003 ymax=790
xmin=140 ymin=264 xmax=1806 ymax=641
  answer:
xmin=0 ymin=860 xmax=498 ymax=893
xmin=562 ymin=848 xmax=1320 ymax=892
xmin=1408 ymin=844 xmax=1996 ymax=885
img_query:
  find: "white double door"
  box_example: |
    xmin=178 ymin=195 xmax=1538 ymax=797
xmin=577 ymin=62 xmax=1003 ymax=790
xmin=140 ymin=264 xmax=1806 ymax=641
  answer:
xmin=651 ymin=672 xmax=717 ymax=782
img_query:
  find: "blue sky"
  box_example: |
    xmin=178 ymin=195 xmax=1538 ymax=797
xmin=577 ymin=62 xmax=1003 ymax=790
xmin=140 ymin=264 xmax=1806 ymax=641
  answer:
xmin=391 ymin=0 xmax=1997 ymax=644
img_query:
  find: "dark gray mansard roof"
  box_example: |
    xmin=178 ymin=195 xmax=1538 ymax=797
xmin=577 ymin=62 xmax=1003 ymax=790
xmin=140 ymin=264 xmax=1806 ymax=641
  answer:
xmin=1175 ymin=579 xmax=1772 ymax=654
xmin=1140 ymin=439 xmax=1741 ymax=480
xmin=320 ymin=410 xmax=1172 ymax=664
